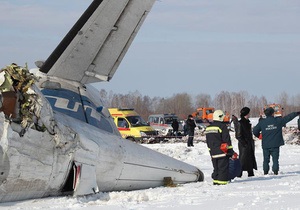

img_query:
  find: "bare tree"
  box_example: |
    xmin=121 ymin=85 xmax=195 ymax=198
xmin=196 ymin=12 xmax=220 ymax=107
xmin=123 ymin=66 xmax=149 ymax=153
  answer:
xmin=213 ymin=91 xmax=232 ymax=114
xmin=257 ymin=96 xmax=268 ymax=116
xmin=194 ymin=93 xmax=212 ymax=108
xmin=99 ymin=89 xmax=300 ymax=119
xmin=248 ymin=95 xmax=262 ymax=117
xmin=151 ymin=93 xmax=193 ymax=119
xmin=229 ymin=91 xmax=249 ymax=116
xmin=275 ymin=91 xmax=289 ymax=113
xmin=290 ymin=94 xmax=300 ymax=112
xmin=135 ymin=95 xmax=153 ymax=120
xmin=169 ymin=93 xmax=194 ymax=119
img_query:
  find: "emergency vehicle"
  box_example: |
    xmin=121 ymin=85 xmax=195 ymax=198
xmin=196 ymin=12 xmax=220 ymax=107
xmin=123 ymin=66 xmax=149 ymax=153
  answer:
xmin=147 ymin=113 xmax=181 ymax=136
xmin=108 ymin=108 xmax=158 ymax=142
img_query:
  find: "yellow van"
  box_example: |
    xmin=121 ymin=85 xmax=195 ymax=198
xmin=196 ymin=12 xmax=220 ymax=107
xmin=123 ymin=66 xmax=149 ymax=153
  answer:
xmin=108 ymin=108 xmax=158 ymax=142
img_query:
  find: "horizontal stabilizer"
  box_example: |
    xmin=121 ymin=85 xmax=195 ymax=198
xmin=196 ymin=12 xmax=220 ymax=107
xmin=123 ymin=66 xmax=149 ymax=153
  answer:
xmin=40 ymin=0 xmax=155 ymax=84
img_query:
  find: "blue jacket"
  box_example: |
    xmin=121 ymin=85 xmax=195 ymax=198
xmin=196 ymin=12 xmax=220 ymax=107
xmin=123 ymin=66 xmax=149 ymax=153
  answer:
xmin=253 ymin=112 xmax=298 ymax=149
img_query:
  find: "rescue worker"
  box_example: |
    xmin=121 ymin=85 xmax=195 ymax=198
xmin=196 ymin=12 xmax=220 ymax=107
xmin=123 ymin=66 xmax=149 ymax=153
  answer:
xmin=205 ymin=110 xmax=234 ymax=185
xmin=186 ymin=115 xmax=196 ymax=147
xmin=253 ymin=108 xmax=300 ymax=175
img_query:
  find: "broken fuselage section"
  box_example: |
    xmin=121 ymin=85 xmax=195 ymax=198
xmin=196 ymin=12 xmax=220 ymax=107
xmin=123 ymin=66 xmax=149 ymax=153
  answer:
xmin=0 ymin=65 xmax=204 ymax=202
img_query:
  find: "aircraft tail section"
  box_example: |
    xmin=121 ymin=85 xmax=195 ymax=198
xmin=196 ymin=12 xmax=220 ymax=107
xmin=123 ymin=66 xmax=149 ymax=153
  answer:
xmin=40 ymin=0 xmax=155 ymax=84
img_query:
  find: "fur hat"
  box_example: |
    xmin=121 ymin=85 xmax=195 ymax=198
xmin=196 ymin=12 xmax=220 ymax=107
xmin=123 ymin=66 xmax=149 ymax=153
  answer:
xmin=240 ymin=107 xmax=250 ymax=117
xmin=264 ymin=107 xmax=275 ymax=117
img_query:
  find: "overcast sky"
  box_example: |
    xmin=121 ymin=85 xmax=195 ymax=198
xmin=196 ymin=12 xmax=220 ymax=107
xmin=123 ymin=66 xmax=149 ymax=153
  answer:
xmin=0 ymin=0 xmax=299 ymax=102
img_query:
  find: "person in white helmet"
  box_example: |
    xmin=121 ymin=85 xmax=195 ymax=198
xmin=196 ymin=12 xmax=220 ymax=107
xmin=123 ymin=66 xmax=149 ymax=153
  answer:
xmin=205 ymin=110 xmax=235 ymax=185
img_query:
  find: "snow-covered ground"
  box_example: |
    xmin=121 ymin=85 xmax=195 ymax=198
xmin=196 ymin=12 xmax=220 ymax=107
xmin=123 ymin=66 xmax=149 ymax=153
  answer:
xmin=1 ymin=118 xmax=299 ymax=210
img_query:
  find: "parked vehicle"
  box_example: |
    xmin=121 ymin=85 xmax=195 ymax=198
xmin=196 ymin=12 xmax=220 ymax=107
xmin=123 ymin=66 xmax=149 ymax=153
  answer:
xmin=108 ymin=108 xmax=158 ymax=142
xmin=148 ymin=114 xmax=182 ymax=137
xmin=192 ymin=107 xmax=230 ymax=124
xmin=192 ymin=107 xmax=215 ymax=123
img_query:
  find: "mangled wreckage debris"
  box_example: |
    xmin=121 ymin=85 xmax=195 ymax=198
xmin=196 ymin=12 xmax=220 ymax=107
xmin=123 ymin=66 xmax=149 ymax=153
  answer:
xmin=0 ymin=63 xmax=55 ymax=136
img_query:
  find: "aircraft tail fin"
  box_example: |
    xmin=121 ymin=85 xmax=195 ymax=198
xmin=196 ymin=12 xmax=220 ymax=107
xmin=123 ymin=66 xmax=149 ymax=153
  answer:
xmin=40 ymin=0 xmax=155 ymax=84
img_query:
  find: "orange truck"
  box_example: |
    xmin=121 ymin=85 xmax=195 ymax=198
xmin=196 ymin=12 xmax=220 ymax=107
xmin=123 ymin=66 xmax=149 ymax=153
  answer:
xmin=192 ymin=107 xmax=230 ymax=123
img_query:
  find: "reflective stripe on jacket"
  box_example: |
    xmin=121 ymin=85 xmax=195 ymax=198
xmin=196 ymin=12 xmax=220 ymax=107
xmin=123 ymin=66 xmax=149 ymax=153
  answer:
xmin=205 ymin=121 xmax=233 ymax=158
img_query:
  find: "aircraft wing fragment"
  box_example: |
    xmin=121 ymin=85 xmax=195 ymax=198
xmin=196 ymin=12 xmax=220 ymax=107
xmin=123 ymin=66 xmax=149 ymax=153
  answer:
xmin=40 ymin=0 xmax=155 ymax=84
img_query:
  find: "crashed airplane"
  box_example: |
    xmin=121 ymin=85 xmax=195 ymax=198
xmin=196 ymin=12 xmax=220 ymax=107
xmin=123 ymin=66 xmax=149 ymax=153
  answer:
xmin=0 ymin=0 xmax=204 ymax=203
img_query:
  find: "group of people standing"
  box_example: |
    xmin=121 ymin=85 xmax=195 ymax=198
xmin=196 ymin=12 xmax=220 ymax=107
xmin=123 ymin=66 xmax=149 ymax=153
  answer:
xmin=204 ymin=106 xmax=300 ymax=185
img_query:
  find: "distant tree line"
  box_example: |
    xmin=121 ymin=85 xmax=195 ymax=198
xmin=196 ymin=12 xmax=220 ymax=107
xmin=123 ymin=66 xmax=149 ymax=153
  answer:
xmin=99 ymin=89 xmax=300 ymax=120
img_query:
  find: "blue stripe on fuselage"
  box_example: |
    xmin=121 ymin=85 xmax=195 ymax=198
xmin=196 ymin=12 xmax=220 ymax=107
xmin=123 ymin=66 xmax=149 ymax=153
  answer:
xmin=41 ymin=88 xmax=102 ymax=128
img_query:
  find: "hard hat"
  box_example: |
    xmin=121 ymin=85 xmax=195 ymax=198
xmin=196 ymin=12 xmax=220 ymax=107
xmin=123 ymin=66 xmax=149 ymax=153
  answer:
xmin=213 ymin=110 xmax=225 ymax=121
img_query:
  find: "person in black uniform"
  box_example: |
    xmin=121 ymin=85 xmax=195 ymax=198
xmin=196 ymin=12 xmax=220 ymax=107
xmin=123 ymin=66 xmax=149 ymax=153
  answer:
xmin=205 ymin=110 xmax=234 ymax=185
xmin=235 ymin=107 xmax=257 ymax=177
xmin=171 ymin=118 xmax=179 ymax=137
xmin=186 ymin=115 xmax=196 ymax=147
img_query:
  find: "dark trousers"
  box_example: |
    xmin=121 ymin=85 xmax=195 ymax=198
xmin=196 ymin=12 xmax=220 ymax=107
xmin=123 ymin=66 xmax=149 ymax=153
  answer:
xmin=211 ymin=156 xmax=229 ymax=182
xmin=238 ymin=169 xmax=254 ymax=177
xmin=263 ymin=147 xmax=280 ymax=173
xmin=187 ymin=131 xmax=194 ymax=146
